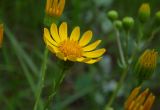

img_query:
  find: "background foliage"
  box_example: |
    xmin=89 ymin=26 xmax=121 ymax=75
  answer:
xmin=0 ymin=0 xmax=160 ymax=110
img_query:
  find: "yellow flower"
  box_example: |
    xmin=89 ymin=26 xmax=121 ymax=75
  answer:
xmin=139 ymin=49 xmax=158 ymax=69
xmin=139 ymin=3 xmax=150 ymax=13
xmin=45 ymin=0 xmax=65 ymax=17
xmin=0 ymin=23 xmax=4 ymax=48
xmin=125 ymin=87 xmax=155 ymax=110
xmin=43 ymin=22 xmax=106 ymax=64
xmin=138 ymin=3 xmax=150 ymax=22
xmin=134 ymin=49 xmax=158 ymax=81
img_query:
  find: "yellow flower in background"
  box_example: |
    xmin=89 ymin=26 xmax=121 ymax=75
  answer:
xmin=135 ymin=49 xmax=158 ymax=81
xmin=45 ymin=0 xmax=65 ymax=17
xmin=125 ymin=87 xmax=155 ymax=110
xmin=139 ymin=49 xmax=158 ymax=69
xmin=0 ymin=24 xmax=4 ymax=48
xmin=138 ymin=3 xmax=150 ymax=22
xmin=44 ymin=22 xmax=106 ymax=64
xmin=139 ymin=3 xmax=150 ymax=14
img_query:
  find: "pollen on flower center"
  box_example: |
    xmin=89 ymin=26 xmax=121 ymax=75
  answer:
xmin=59 ymin=40 xmax=82 ymax=58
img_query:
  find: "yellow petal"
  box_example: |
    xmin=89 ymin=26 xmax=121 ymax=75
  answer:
xmin=79 ymin=30 xmax=92 ymax=46
xmin=56 ymin=52 xmax=67 ymax=61
xmin=59 ymin=22 xmax=68 ymax=41
xmin=44 ymin=35 xmax=59 ymax=53
xmin=133 ymin=102 xmax=141 ymax=110
xmin=143 ymin=93 xmax=155 ymax=110
xmin=45 ymin=0 xmax=51 ymax=13
xmin=44 ymin=28 xmax=58 ymax=46
xmin=58 ymin=0 xmax=65 ymax=16
xmin=83 ymin=48 xmax=106 ymax=58
xmin=44 ymin=40 xmax=58 ymax=54
xmin=50 ymin=23 xmax=61 ymax=43
xmin=139 ymin=106 xmax=144 ymax=110
xmin=84 ymin=57 xmax=102 ymax=64
xmin=53 ymin=0 xmax=58 ymax=9
xmin=77 ymin=57 xmax=91 ymax=62
xmin=128 ymin=101 xmax=135 ymax=110
xmin=124 ymin=86 xmax=141 ymax=109
xmin=83 ymin=40 xmax=101 ymax=51
xmin=67 ymin=56 xmax=77 ymax=62
xmin=47 ymin=45 xmax=59 ymax=54
xmin=49 ymin=8 xmax=53 ymax=15
xmin=70 ymin=26 xmax=80 ymax=41
xmin=135 ymin=88 xmax=149 ymax=106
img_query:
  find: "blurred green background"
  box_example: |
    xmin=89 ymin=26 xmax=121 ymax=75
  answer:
xmin=0 ymin=0 xmax=160 ymax=110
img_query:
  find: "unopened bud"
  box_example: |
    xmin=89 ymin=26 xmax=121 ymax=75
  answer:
xmin=114 ymin=20 xmax=122 ymax=29
xmin=138 ymin=3 xmax=151 ymax=23
xmin=155 ymin=11 xmax=160 ymax=23
xmin=107 ymin=10 xmax=118 ymax=22
xmin=122 ymin=17 xmax=134 ymax=31
xmin=134 ymin=49 xmax=158 ymax=82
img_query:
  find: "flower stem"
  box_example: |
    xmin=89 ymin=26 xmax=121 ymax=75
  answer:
xmin=137 ymin=23 xmax=144 ymax=50
xmin=145 ymin=27 xmax=160 ymax=46
xmin=115 ymin=28 xmax=126 ymax=67
xmin=105 ymin=67 xmax=129 ymax=109
xmin=44 ymin=65 xmax=66 ymax=110
xmin=34 ymin=47 xmax=49 ymax=110
xmin=125 ymin=31 xmax=130 ymax=64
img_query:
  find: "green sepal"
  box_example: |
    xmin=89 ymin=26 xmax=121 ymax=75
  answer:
xmin=44 ymin=14 xmax=59 ymax=27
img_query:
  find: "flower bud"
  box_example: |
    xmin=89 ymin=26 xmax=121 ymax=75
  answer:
xmin=114 ymin=20 xmax=122 ymax=29
xmin=125 ymin=86 xmax=155 ymax=110
xmin=0 ymin=23 xmax=3 ymax=48
xmin=107 ymin=10 xmax=118 ymax=22
xmin=138 ymin=3 xmax=151 ymax=23
xmin=122 ymin=17 xmax=134 ymax=31
xmin=45 ymin=0 xmax=65 ymax=17
xmin=134 ymin=49 xmax=158 ymax=82
xmin=44 ymin=0 xmax=65 ymax=26
xmin=155 ymin=11 xmax=160 ymax=23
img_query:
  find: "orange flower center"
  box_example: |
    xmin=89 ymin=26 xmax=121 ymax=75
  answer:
xmin=59 ymin=40 xmax=82 ymax=58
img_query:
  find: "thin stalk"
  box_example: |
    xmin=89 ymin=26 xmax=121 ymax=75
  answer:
xmin=34 ymin=48 xmax=49 ymax=110
xmin=44 ymin=66 xmax=66 ymax=110
xmin=125 ymin=31 xmax=130 ymax=64
xmin=105 ymin=67 xmax=129 ymax=108
xmin=115 ymin=28 xmax=126 ymax=67
xmin=137 ymin=23 xmax=144 ymax=50
xmin=5 ymin=26 xmax=38 ymax=76
xmin=54 ymin=85 xmax=96 ymax=110
xmin=145 ymin=27 xmax=160 ymax=46
xmin=5 ymin=25 xmax=43 ymax=110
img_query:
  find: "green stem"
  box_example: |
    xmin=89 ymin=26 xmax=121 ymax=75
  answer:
xmin=44 ymin=65 xmax=66 ymax=110
xmin=115 ymin=28 xmax=126 ymax=67
xmin=105 ymin=67 xmax=129 ymax=108
xmin=137 ymin=23 xmax=144 ymax=50
xmin=125 ymin=31 xmax=129 ymax=65
xmin=145 ymin=27 xmax=160 ymax=46
xmin=34 ymin=47 xmax=49 ymax=110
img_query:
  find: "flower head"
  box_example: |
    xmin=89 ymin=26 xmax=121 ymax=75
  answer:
xmin=44 ymin=22 xmax=106 ymax=64
xmin=0 ymin=23 xmax=4 ymax=48
xmin=125 ymin=87 xmax=155 ymax=110
xmin=45 ymin=0 xmax=65 ymax=17
xmin=122 ymin=17 xmax=134 ymax=31
xmin=139 ymin=49 xmax=158 ymax=69
xmin=155 ymin=11 xmax=160 ymax=23
xmin=107 ymin=10 xmax=119 ymax=22
xmin=138 ymin=3 xmax=151 ymax=23
xmin=135 ymin=49 xmax=158 ymax=81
